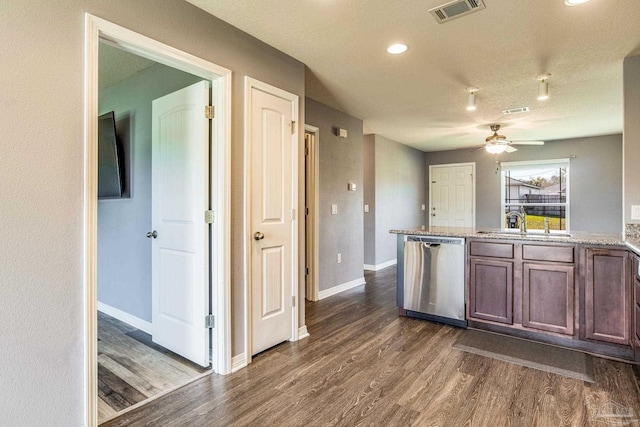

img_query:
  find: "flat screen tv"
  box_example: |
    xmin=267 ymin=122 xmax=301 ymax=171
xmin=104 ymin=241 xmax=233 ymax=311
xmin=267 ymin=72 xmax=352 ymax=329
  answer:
xmin=98 ymin=111 xmax=123 ymax=198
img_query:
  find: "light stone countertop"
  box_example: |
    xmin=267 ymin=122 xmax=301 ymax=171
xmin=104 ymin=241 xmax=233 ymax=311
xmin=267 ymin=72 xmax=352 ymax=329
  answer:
xmin=390 ymin=226 xmax=640 ymax=255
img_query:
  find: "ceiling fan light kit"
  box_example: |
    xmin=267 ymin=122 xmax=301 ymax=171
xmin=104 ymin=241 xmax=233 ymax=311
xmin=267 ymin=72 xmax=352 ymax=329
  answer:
xmin=485 ymin=144 xmax=508 ymax=154
xmin=483 ymin=124 xmax=544 ymax=154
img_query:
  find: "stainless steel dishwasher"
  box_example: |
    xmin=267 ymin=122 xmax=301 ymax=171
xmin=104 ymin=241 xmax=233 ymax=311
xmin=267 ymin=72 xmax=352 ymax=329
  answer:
xmin=402 ymin=235 xmax=466 ymax=327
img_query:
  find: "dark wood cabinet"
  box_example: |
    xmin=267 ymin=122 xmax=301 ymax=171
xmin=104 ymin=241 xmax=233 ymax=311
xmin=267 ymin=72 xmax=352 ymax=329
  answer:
xmin=522 ymin=263 xmax=574 ymax=335
xmin=469 ymin=258 xmax=513 ymax=324
xmin=585 ymin=248 xmax=630 ymax=345
xmin=466 ymin=239 xmax=635 ymax=361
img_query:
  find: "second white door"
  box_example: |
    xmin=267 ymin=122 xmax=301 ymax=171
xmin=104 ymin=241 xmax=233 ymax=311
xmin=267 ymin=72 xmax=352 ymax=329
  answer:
xmin=429 ymin=163 xmax=475 ymax=228
xmin=248 ymin=81 xmax=298 ymax=356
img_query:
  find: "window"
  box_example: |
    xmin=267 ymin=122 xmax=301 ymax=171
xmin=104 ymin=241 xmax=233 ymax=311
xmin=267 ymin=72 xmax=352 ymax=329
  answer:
xmin=501 ymin=159 xmax=570 ymax=232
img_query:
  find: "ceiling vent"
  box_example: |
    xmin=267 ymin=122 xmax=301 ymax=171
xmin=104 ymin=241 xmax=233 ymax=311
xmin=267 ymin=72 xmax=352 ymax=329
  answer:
xmin=502 ymin=106 xmax=531 ymax=115
xmin=429 ymin=0 xmax=486 ymax=23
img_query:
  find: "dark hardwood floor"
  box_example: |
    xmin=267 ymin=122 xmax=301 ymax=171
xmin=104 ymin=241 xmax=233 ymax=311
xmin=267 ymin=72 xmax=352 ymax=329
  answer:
xmin=102 ymin=266 xmax=640 ymax=426
xmin=98 ymin=312 xmax=210 ymax=423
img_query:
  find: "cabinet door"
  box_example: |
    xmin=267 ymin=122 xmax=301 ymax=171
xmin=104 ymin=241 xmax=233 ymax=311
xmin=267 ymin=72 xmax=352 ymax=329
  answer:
xmin=585 ymin=249 xmax=630 ymax=345
xmin=523 ymin=263 xmax=574 ymax=335
xmin=469 ymin=258 xmax=513 ymax=324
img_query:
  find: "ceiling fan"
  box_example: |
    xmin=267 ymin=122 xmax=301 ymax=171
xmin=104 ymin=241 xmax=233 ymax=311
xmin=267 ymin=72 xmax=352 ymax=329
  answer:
xmin=484 ymin=124 xmax=544 ymax=154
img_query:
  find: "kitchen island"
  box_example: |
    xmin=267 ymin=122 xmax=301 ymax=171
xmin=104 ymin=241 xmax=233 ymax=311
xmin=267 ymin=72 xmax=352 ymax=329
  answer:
xmin=391 ymin=226 xmax=640 ymax=363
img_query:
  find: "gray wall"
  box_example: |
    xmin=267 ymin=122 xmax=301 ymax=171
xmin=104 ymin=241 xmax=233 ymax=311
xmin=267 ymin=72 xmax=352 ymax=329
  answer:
xmin=425 ymin=134 xmax=623 ymax=232
xmin=0 ymin=1 xmax=304 ymax=424
xmin=372 ymin=135 xmax=427 ymax=265
xmin=98 ymin=62 xmax=202 ymax=322
xmin=624 ymin=55 xmax=640 ymax=226
xmin=363 ymin=135 xmax=376 ymax=265
xmin=305 ymin=98 xmax=364 ymax=291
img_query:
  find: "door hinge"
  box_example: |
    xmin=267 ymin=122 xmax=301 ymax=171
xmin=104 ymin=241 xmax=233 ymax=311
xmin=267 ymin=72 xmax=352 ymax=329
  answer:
xmin=292 ymin=209 xmax=296 ymax=220
xmin=205 ymin=210 xmax=215 ymax=224
xmin=291 ymin=121 xmax=296 ymax=134
xmin=292 ymin=296 xmax=296 ymax=307
xmin=305 ymin=207 xmax=309 ymax=216
xmin=205 ymin=314 xmax=215 ymax=329
xmin=205 ymin=105 xmax=215 ymax=120
xmin=305 ymin=267 xmax=309 ymax=275
xmin=304 ymin=147 xmax=309 ymax=156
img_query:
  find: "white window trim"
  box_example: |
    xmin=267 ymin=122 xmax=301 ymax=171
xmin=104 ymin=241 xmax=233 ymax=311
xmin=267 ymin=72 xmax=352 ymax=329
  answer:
xmin=500 ymin=158 xmax=571 ymax=232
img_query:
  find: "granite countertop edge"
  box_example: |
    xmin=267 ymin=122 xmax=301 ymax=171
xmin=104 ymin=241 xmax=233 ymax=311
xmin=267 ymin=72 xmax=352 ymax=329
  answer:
xmin=390 ymin=227 xmax=640 ymax=254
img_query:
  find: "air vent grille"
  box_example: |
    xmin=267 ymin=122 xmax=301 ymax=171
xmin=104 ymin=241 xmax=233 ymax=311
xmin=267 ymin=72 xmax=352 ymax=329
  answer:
xmin=502 ymin=106 xmax=530 ymax=115
xmin=429 ymin=0 xmax=486 ymax=24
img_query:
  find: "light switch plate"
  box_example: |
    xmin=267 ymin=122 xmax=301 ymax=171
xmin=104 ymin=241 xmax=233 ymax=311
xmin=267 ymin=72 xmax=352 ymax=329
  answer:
xmin=421 ymin=204 xmax=426 ymax=211
xmin=364 ymin=204 xmax=369 ymax=213
xmin=331 ymin=204 xmax=338 ymax=215
xmin=633 ymin=205 xmax=640 ymax=220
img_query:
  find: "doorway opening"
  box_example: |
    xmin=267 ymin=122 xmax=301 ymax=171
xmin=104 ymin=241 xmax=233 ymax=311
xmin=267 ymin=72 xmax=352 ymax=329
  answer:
xmin=84 ymin=14 xmax=231 ymax=426
xmin=304 ymin=125 xmax=319 ymax=302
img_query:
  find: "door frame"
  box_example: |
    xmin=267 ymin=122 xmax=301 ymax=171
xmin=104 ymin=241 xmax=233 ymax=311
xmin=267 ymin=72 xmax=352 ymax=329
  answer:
xmin=243 ymin=76 xmax=300 ymax=365
xmin=304 ymin=125 xmax=320 ymax=302
xmin=428 ymin=162 xmax=476 ymax=228
xmin=83 ymin=14 xmax=232 ymax=426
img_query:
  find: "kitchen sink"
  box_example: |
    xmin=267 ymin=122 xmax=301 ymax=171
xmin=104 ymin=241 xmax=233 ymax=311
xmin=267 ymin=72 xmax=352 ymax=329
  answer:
xmin=475 ymin=231 xmax=571 ymax=238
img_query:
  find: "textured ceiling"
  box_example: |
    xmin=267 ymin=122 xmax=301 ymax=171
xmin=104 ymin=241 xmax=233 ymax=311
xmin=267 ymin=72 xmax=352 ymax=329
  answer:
xmin=186 ymin=0 xmax=640 ymax=152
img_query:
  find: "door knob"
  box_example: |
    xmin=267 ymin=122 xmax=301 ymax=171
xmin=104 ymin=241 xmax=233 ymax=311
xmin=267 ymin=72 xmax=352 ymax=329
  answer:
xmin=254 ymin=231 xmax=265 ymax=241
xmin=146 ymin=230 xmax=158 ymax=239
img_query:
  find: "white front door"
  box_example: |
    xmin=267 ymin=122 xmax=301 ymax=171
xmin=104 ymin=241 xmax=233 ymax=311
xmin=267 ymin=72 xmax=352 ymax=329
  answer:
xmin=151 ymin=81 xmax=210 ymax=367
xmin=429 ymin=163 xmax=475 ymax=228
xmin=248 ymin=82 xmax=298 ymax=356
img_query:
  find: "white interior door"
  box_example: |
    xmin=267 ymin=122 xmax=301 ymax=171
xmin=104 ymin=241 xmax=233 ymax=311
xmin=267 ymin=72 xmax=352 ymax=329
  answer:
xmin=151 ymin=80 xmax=210 ymax=367
xmin=249 ymin=84 xmax=296 ymax=356
xmin=430 ymin=164 xmax=475 ymax=228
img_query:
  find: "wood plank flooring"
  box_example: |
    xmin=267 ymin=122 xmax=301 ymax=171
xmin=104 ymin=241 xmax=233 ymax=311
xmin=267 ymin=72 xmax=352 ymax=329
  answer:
xmin=102 ymin=267 xmax=640 ymax=426
xmin=98 ymin=311 xmax=210 ymax=423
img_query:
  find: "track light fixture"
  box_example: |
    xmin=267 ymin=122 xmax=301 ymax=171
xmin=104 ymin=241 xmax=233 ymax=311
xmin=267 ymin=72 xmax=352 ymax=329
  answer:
xmin=537 ymin=73 xmax=551 ymax=100
xmin=466 ymin=87 xmax=479 ymax=111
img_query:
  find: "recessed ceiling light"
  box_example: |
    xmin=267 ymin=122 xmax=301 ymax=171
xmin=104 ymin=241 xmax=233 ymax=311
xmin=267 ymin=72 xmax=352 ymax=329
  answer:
xmin=564 ymin=0 xmax=590 ymax=5
xmin=387 ymin=44 xmax=408 ymax=54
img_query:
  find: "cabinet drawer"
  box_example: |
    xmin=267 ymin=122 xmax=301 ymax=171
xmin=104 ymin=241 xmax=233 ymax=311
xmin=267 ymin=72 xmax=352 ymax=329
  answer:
xmin=523 ymin=244 xmax=574 ymax=263
xmin=470 ymin=241 xmax=514 ymax=259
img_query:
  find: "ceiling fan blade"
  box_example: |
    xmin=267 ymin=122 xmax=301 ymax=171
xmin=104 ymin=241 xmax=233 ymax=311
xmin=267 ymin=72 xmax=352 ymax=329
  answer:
xmin=510 ymin=140 xmax=544 ymax=145
xmin=505 ymin=145 xmax=518 ymax=153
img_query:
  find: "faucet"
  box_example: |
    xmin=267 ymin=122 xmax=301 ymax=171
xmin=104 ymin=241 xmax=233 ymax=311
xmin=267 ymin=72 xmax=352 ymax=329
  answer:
xmin=506 ymin=207 xmax=527 ymax=233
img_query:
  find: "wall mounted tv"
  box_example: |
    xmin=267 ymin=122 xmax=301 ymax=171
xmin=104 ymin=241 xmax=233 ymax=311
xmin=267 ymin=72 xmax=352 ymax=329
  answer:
xmin=98 ymin=111 xmax=124 ymax=198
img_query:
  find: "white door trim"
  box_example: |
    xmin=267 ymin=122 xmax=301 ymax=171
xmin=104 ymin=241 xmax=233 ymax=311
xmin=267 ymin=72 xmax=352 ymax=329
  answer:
xmin=84 ymin=14 xmax=232 ymax=426
xmin=304 ymin=125 xmax=320 ymax=302
xmin=428 ymin=162 xmax=476 ymax=228
xmin=243 ymin=76 xmax=299 ymax=365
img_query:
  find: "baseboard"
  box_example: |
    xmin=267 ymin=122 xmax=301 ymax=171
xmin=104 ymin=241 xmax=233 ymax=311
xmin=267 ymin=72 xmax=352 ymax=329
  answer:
xmin=97 ymin=301 xmax=152 ymax=334
xmin=318 ymin=277 xmax=365 ymax=300
xmin=364 ymin=259 xmax=397 ymax=271
xmin=231 ymin=353 xmax=247 ymax=373
xmin=298 ymin=325 xmax=310 ymax=340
